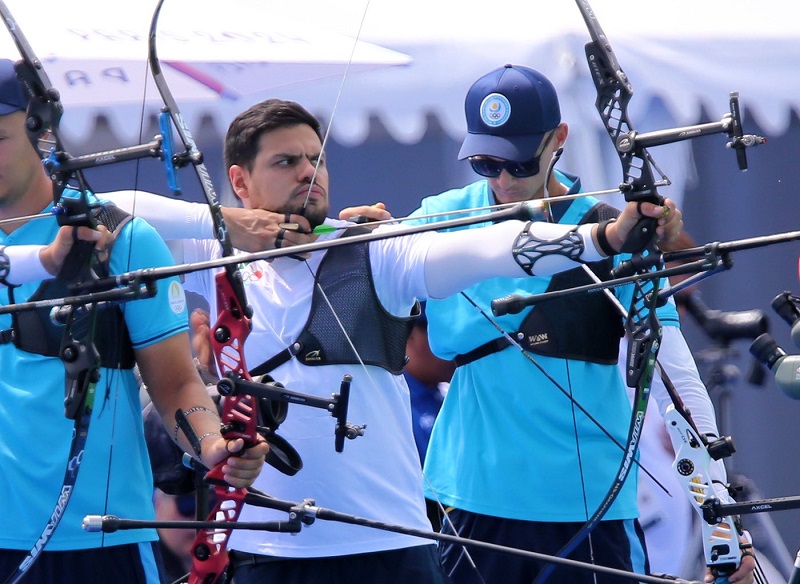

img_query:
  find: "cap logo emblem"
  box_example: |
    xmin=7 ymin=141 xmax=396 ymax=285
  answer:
xmin=479 ymin=93 xmax=511 ymax=127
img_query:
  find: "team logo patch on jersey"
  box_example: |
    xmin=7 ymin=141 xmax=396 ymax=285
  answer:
xmin=168 ymin=280 xmax=187 ymax=314
xmin=241 ymin=264 xmax=264 ymax=286
xmin=480 ymin=93 xmax=511 ymax=127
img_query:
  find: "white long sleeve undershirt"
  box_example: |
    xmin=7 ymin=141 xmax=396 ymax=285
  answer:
xmin=104 ymin=190 xmax=214 ymax=240
xmin=1 ymin=245 xmax=51 ymax=286
xmin=104 ymin=190 xmax=608 ymax=299
xmin=420 ymin=220 xmax=601 ymax=298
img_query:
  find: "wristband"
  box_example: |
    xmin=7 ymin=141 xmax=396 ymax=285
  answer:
xmin=596 ymin=219 xmax=618 ymax=257
xmin=173 ymin=406 xmax=215 ymax=442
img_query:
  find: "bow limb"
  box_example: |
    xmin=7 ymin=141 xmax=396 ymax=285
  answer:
xmin=532 ymin=3 xmax=668 ymax=580
xmin=0 ymin=4 xmax=109 ymax=583
xmin=577 ymin=263 xmax=750 ymax=583
xmin=147 ymin=2 xmax=258 ymax=583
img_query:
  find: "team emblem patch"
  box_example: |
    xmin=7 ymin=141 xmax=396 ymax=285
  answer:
xmin=168 ymin=280 xmax=187 ymax=314
xmin=480 ymin=93 xmax=511 ymax=127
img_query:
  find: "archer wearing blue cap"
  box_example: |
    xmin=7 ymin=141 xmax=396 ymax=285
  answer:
xmin=0 ymin=57 xmax=269 ymax=584
xmin=459 ymin=64 xmax=561 ymax=163
xmin=0 ymin=59 xmax=28 ymax=115
xmin=398 ymin=64 xmax=755 ymax=584
xmin=0 ymin=58 xmax=113 ymax=286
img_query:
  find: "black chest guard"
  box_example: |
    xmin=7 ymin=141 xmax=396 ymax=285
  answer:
xmin=251 ymin=226 xmax=419 ymax=376
xmin=2 ymin=204 xmax=136 ymax=369
xmin=455 ymin=202 xmax=624 ymax=367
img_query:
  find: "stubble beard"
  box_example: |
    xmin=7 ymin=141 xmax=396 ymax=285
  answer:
xmin=281 ymin=199 xmax=328 ymax=231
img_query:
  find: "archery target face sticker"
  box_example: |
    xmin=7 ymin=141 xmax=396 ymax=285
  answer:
xmin=480 ymin=93 xmax=512 ymax=127
xmin=168 ymin=280 xmax=187 ymax=314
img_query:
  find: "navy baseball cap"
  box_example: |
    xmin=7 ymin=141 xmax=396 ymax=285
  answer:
xmin=0 ymin=59 xmax=28 ymax=116
xmin=458 ymin=64 xmax=561 ymax=162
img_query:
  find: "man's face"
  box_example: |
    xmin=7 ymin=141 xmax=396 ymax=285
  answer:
xmin=483 ymin=162 xmax=547 ymax=205
xmin=229 ymin=124 xmax=329 ymax=229
xmin=474 ymin=125 xmax=564 ymax=205
xmin=0 ymin=111 xmax=46 ymax=215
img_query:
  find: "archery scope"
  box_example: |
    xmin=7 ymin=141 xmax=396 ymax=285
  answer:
xmin=771 ymin=291 xmax=800 ymax=348
xmin=750 ymin=333 xmax=800 ymax=400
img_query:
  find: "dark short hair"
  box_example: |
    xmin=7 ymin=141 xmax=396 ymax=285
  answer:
xmin=224 ymin=99 xmax=323 ymax=173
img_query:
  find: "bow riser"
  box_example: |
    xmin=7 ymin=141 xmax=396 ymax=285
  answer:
xmin=147 ymin=3 xmax=260 ymax=582
xmin=579 ymin=0 xmax=665 ymax=254
xmin=664 ymin=405 xmax=742 ymax=578
xmin=586 ymin=44 xmax=659 ymax=200
xmin=210 ymin=273 xmax=260 ymax=445
xmin=187 ymin=488 xmax=248 ymax=584
xmin=212 ymin=273 xmax=251 ymax=374
xmin=0 ymin=4 xmax=108 ymax=583
xmin=529 ymin=4 xmax=668 ymax=582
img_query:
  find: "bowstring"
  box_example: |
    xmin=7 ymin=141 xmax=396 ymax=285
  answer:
xmin=301 ymin=0 xmax=373 ymax=213
xmin=294 ymin=0 xmax=462 ymax=565
xmin=95 ymin=1 xmax=164 ymax=547
xmin=293 ymin=0 xmax=384 ymax=397
xmin=292 ymin=3 xmax=492 ymax=579
xmin=258 ymin=0 xmax=384 ymax=397
xmin=541 ymin=146 xmax=598 ymax=584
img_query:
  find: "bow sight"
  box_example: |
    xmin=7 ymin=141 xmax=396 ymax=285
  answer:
xmin=614 ymin=92 xmax=765 ymax=173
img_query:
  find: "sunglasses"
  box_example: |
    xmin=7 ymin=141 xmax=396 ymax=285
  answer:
xmin=469 ymin=130 xmax=555 ymax=178
xmin=469 ymin=156 xmax=542 ymax=178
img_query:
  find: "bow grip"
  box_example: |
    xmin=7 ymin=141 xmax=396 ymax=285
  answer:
xmin=619 ymin=194 xmax=664 ymax=254
xmin=56 ymin=239 xmax=97 ymax=284
xmin=619 ymin=216 xmax=657 ymax=254
xmin=53 ymin=197 xmax=100 ymax=285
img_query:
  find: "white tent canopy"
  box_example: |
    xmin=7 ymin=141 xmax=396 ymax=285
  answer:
xmin=0 ymin=0 xmax=796 ymax=204
xmin=7 ymin=0 xmax=796 ymax=145
xmin=0 ymin=0 xmax=411 ymax=134
xmin=286 ymin=0 xmax=800 ymax=141
xmin=15 ymin=0 xmax=791 ymax=204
